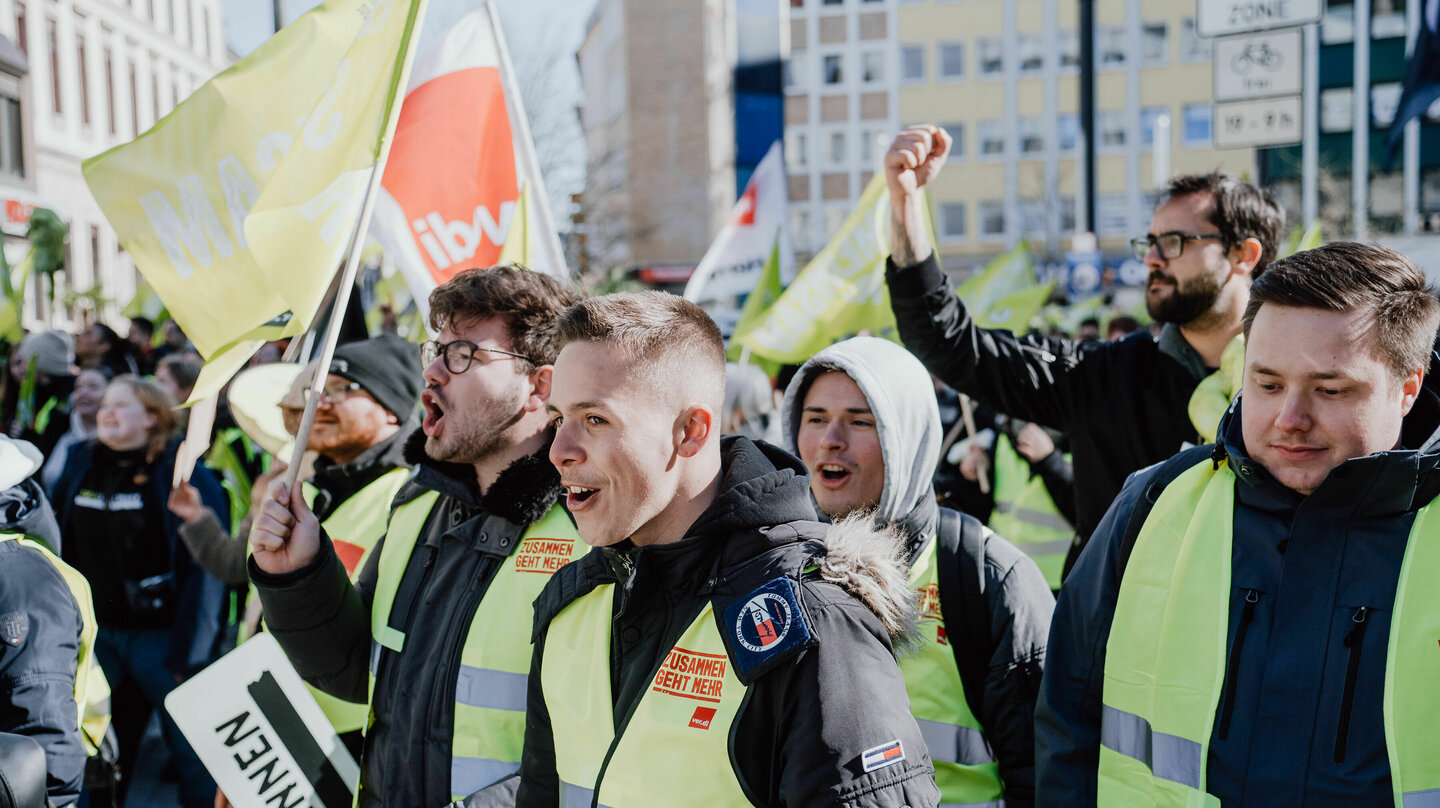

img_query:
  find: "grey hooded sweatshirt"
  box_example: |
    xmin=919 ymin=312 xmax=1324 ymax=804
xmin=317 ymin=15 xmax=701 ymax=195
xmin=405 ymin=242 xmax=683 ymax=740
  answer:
xmin=783 ymin=336 xmax=1054 ymax=807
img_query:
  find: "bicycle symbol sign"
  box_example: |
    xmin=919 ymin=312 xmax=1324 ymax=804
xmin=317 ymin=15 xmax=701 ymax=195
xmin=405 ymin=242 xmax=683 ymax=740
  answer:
xmin=1214 ymin=29 xmax=1303 ymax=101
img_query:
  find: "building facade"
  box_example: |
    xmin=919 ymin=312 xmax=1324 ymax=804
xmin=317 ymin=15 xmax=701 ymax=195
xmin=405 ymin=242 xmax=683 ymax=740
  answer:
xmin=0 ymin=0 xmax=228 ymax=331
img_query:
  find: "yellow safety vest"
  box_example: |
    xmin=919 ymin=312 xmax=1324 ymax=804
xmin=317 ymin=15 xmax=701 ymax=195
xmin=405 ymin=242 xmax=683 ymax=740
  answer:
xmin=368 ymin=492 xmax=587 ymax=802
xmin=989 ymin=433 xmax=1073 ymax=589
xmin=0 ymin=534 xmax=99 ymax=747
xmin=542 ymin=583 xmax=750 ymax=807
xmin=905 ymin=536 xmax=1005 ymax=807
xmin=1098 ymin=459 xmax=1440 ymax=807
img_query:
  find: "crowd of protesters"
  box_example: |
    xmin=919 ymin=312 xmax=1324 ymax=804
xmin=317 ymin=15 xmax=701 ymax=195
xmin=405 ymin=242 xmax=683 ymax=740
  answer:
xmin=3 ymin=121 xmax=1439 ymax=808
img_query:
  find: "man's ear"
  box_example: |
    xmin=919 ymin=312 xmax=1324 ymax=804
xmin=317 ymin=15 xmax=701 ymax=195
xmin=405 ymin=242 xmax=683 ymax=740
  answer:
xmin=1231 ymin=237 xmax=1264 ymax=279
xmin=1401 ymin=367 xmax=1424 ymax=416
xmin=525 ymin=366 xmax=554 ymax=412
xmin=675 ymin=405 xmax=715 ymax=458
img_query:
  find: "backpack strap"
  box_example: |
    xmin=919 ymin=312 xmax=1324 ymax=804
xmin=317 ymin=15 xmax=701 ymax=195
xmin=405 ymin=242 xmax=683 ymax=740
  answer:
xmin=1116 ymin=444 xmax=1223 ymax=573
xmin=935 ymin=507 xmax=992 ymax=725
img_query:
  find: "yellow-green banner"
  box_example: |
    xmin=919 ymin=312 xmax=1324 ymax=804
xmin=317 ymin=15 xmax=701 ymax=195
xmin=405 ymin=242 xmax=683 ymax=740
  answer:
xmin=957 ymin=243 xmax=1053 ymax=334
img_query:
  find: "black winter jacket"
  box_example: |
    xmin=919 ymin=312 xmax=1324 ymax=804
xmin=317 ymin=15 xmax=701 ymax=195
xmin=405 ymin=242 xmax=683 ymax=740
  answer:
xmin=251 ymin=430 xmax=565 ymax=808
xmin=0 ymin=480 xmax=85 ymax=805
xmin=887 ymin=254 xmax=1210 ymax=551
xmin=515 ymin=437 xmax=941 ymax=808
xmin=1036 ymin=391 xmax=1440 ymax=806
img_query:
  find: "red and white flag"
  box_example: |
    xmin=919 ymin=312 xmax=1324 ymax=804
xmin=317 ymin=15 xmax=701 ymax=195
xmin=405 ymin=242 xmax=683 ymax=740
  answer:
xmin=683 ymin=141 xmax=794 ymax=334
xmin=371 ymin=5 xmax=564 ymax=325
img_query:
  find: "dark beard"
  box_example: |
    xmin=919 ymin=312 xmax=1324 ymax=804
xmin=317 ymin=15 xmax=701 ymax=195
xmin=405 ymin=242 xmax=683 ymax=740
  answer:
xmin=1146 ymin=270 xmax=1224 ymax=325
xmin=425 ymin=404 xmax=525 ymax=465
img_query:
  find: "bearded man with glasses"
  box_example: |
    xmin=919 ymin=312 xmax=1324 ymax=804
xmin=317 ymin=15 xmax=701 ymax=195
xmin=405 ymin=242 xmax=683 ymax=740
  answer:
xmin=249 ymin=264 xmax=587 ymax=808
xmin=882 ymin=125 xmax=1284 ymax=579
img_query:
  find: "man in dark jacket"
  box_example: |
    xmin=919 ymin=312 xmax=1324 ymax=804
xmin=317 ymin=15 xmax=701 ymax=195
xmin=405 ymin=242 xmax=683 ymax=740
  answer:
xmin=523 ymin=292 xmax=939 ymax=807
xmin=882 ymin=125 xmax=1284 ymax=571
xmin=1037 ymin=242 xmax=1440 ymax=806
xmin=250 ymin=266 xmax=586 ymax=808
xmin=0 ymin=437 xmax=92 ymax=806
xmin=781 ymin=336 xmax=1052 ymax=807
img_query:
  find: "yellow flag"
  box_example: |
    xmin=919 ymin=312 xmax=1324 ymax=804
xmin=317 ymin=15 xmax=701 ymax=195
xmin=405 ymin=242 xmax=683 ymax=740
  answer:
xmin=496 ymin=181 xmax=531 ymax=266
xmin=957 ymin=243 xmax=1054 ymax=334
xmin=83 ymin=0 xmax=427 ymax=401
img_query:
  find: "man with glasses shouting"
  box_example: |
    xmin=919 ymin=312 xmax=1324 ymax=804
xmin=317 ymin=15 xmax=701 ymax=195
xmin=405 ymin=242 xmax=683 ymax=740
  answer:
xmin=883 ymin=125 xmax=1284 ymax=577
xmin=249 ymin=265 xmax=588 ymax=808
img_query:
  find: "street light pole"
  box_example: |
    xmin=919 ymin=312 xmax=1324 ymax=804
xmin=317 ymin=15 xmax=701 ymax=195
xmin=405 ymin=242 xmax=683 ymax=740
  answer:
xmin=273 ymin=0 xmax=284 ymax=33
xmin=1079 ymin=0 xmax=1096 ymax=235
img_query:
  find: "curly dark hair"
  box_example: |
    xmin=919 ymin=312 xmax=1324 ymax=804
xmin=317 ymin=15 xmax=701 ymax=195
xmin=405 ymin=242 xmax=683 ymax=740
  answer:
xmin=427 ymin=263 xmax=582 ymax=368
xmin=1162 ymin=172 xmax=1286 ymax=279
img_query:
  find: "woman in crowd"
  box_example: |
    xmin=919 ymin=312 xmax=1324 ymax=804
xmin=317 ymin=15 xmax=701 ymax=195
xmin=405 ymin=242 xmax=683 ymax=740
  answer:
xmin=53 ymin=376 xmax=229 ymax=808
xmin=74 ymin=323 xmax=141 ymax=378
xmin=39 ymin=366 xmax=111 ymax=495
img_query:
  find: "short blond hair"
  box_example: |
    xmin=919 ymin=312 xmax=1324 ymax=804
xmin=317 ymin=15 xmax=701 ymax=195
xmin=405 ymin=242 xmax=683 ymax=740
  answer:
xmin=556 ymin=291 xmax=726 ymax=411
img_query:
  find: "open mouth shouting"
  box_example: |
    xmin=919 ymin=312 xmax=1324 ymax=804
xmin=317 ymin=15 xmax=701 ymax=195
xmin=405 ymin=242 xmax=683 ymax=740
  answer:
xmin=565 ymin=484 xmax=600 ymax=510
xmin=421 ymin=390 xmax=446 ymax=435
xmin=814 ymin=462 xmax=854 ymax=489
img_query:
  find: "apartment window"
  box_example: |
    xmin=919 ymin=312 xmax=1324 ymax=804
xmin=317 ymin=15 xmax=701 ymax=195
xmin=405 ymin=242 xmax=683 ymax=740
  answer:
xmin=1097 ymin=193 xmax=1127 ymax=234
xmin=1059 ymin=30 xmax=1080 ymax=69
xmin=48 ymin=18 xmax=61 ymax=115
xmin=862 ymin=50 xmax=884 ymax=83
xmin=938 ymin=42 xmax=965 ymax=80
xmin=1019 ymin=116 xmax=1044 ymax=154
xmin=823 ymin=0 xmax=843 ymax=5
xmin=940 ymin=121 xmax=965 ymax=160
xmin=14 ymin=3 xmax=25 ymax=55
xmin=1182 ymin=103 xmax=1211 ymax=146
xmin=1098 ymin=109 xmax=1126 ymax=150
xmin=77 ymin=32 xmax=91 ymax=126
xmin=104 ymin=48 xmax=116 ymax=134
xmin=786 ymin=131 xmax=808 ymax=168
xmin=829 ymin=131 xmax=846 ymax=165
xmin=0 ymin=75 xmax=24 ymax=178
xmin=1058 ymin=113 xmax=1079 ymax=151
xmin=823 ymin=54 xmax=843 ymax=84
xmin=979 ymin=200 xmax=1006 ymax=238
xmin=202 ymin=7 xmax=211 ymax=57
xmin=939 ymin=202 xmax=967 ymax=240
xmin=1061 ymin=196 xmax=1077 ymax=232
xmin=128 ymin=61 xmax=139 ymax=135
xmin=824 ymin=205 xmax=848 ymax=240
xmin=1180 ymin=19 xmax=1211 ymax=63
xmin=1018 ymin=34 xmax=1044 ymax=73
xmin=1020 ymin=199 xmax=1047 ymax=235
xmin=790 ymin=209 xmax=810 ymax=253
xmin=860 ymin=129 xmax=887 ymax=163
xmin=1142 ymin=23 xmax=1168 ymax=65
xmin=1372 ymin=82 xmax=1402 ymax=128
xmin=166 ymin=0 xmax=174 ymax=34
xmin=89 ymin=226 xmax=100 ymax=276
xmin=1099 ymin=27 xmax=1126 ymax=66
xmin=977 ymin=119 xmax=1004 ymax=158
xmin=977 ymin=38 xmax=1003 ymax=75
xmin=900 ymin=45 xmax=925 ymax=82
xmin=1321 ymin=87 xmax=1353 ymax=132
xmin=783 ymin=60 xmax=796 ymax=88
xmin=151 ymin=68 xmax=160 ymax=123
xmin=1141 ymin=107 xmax=1169 ymax=146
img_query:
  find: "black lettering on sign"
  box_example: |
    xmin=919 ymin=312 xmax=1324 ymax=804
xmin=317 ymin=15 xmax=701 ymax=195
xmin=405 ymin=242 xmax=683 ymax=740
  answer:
xmin=212 ymin=710 xmax=300 ymax=804
xmin=247 ymin=671 xmax=352 ymax=808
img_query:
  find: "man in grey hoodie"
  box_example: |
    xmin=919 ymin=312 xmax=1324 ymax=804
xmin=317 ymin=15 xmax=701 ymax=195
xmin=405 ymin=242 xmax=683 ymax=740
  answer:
xmin=783 ymin=336 xmax=1054 ymax=808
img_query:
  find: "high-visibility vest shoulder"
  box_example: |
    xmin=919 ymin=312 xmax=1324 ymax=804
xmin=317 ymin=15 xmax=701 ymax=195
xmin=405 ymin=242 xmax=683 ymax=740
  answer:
xmin=542 ymin=583 xmax=751 ymax=807
xmin=989 ymin=433 xmax=1072 ymax=589
xmin=0 ymin=533 xmax=99 ymax=748
xmin=297 ymin=466 xmax=411 ymax=734
xmin=904 ymin=536 xmax=1005 ymax=807
xmin=1099 ymin=458 xmax=1440 ymax=806
xmin=368 ymin=491 xmax=587 ymax=802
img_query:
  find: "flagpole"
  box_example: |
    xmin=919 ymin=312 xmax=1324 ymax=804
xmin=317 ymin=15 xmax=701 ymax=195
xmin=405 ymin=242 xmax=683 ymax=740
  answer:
xmin=283 ymin=160 xmax=388 ymax=491
xmin=1403 ymin=0 xmax=1421 ymax=236
xmin=485 ymin=0 xmax=569 ymax=278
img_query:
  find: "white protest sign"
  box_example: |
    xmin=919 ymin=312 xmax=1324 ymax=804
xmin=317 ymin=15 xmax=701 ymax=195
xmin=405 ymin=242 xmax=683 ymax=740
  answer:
xmin=165 ymin=634 xmax=360 ymax=808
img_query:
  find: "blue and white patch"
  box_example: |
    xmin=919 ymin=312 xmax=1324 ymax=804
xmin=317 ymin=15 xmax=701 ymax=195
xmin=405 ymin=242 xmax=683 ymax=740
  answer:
xmin=722 ymin=576 xmax=812 ymax=678
xmin=860 ymin=739 xmax=906 ymax=773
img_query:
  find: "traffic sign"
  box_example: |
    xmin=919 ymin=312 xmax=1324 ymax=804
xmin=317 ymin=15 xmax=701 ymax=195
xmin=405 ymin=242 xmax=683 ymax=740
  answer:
xmin=1214 ymin=29 xmax=1303 ymax=101
xmin=1197 ymin=0 xmax=1322 ymax=38
xmin=1214 ymin=95 xmax=1303 ymax=148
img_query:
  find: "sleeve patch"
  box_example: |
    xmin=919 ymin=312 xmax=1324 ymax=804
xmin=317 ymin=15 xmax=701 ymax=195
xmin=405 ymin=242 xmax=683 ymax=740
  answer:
xmin=860 ymin=739 xmax=906 ymax=773
xmin=722 ymin=576 xmax=812 ymax=678
xmin=0 ymin=611 xmax=28 ymax=646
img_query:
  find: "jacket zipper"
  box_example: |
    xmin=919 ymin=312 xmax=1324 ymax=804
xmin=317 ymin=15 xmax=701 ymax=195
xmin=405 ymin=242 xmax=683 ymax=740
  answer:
xmin=1334 ymin=606 xmax=1368 ymax=763
xmin=1216 ymin=588 xmax=1259 ymax=740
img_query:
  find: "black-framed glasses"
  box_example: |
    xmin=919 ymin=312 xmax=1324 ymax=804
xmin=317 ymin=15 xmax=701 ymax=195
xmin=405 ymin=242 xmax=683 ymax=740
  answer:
xmin=302 ymin=382 xmax=363 ymax=404
xmin=421 ymin=339 xmax=535 ymax=374
xmin=1129 ymin=232 xmax=1227 ymax=261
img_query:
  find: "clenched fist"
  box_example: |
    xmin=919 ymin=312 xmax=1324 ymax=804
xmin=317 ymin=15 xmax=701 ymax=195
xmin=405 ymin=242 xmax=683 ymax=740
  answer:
xmin=249 ymin=478 xmax=320 ymax=575
xmin=884 ymin=125 xmax=952 ymax=199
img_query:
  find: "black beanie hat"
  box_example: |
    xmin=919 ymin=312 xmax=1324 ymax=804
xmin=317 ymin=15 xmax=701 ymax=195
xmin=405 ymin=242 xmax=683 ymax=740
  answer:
xmin=329 ymin=334 xmax=422 ymax=419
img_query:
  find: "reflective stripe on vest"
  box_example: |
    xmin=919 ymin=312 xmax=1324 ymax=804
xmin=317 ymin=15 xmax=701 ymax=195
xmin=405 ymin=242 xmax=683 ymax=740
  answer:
xmin=368 ymin=491 xmax=587 ymax=802
xmin=989 ymin=434 xmax=1072 ymax=589
xmin=905 ymin=536 xmax=1006 ymax=806
xmin=299 ymin=467 xmax=411 ymax=735
xmin=543 ymin=584 xmax=750 ymax=807
xmin=1099 ymin=458 xmax=1440 ymax=807
xmin=0 ymin=534 xmax=98 ymax=746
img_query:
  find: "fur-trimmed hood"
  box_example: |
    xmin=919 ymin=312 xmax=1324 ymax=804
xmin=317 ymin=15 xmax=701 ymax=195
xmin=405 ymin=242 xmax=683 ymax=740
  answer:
xmin=816 ymin=513 xmax=919 ymax=646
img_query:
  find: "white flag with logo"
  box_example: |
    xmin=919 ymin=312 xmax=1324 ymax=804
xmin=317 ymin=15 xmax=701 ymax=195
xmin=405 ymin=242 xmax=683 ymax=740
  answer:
xmin=683 ymin=141 xmax=794 ymax=329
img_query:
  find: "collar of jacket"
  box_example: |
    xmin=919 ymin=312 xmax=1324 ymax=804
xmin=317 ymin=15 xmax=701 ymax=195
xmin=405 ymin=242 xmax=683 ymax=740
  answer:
xmin=309 ymin=424 xmax=413 ymax=520
xmin=0 ymin=478 xmax=61 ymax=552
xmin=399 ymin=427 xmax=564 ymax=525
xmin=1215 ymin=387 xmax=1440 ymax=517
xmin=1157 ymin=322 xmax=1213 ymax=380
xmin=594 ymin=436 xmax=820 ymax=599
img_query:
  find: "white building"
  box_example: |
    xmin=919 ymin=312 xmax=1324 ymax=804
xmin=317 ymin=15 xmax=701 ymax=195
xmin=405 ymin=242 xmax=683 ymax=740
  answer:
xmin=0 ymin=0 xmax=228 ymax=331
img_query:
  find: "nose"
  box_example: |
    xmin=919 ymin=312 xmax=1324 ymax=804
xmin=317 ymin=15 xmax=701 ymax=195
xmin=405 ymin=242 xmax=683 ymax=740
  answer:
xmin=550 ymin=420 xmax=583 ymax=468
xmin=1144 ymin=240 xmax=1166 ymax=271
xmin=821 ymin=420 xmax=846 ymax=451
xmin=421 ymin=354 xmax=448 ymax=387
xmin=1275 ymin=390 xmax=1313 ymax=433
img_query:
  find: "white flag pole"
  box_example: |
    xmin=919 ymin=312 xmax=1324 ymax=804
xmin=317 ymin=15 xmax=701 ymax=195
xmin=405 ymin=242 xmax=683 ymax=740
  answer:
xmin=486 ymin=0 xmax=569 ymax=278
